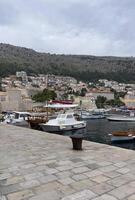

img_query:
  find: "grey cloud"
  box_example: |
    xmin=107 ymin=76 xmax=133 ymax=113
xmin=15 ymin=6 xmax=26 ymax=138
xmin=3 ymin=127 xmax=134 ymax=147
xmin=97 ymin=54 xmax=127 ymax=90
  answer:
xmin=0 ymin=0 xmax=19 ymax=26
xmin=0 ymin=0 xmax=135 ymax=56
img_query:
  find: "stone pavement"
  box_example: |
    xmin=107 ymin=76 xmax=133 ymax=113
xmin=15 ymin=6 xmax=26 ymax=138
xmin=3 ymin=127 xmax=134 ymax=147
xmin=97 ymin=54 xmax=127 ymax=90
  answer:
xmin=0 ymin=125 xmax=135 ymax=200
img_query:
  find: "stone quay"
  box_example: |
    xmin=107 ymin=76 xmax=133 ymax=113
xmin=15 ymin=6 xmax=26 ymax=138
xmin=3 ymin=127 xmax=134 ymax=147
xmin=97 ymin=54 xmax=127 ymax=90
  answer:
xmin=0 ymin=125 xmax=135 ymax=200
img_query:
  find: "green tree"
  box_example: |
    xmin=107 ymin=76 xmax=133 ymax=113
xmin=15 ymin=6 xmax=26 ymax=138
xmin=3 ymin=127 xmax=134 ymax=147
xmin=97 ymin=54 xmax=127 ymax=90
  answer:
xmin=106 ymin=99 xmax=125 ymax=107
xmin=32 ymin=88 xmax=57 ymax=102
xmin=114 ymin=91 xmax=126 ymax=99
xmin=111 ymin=89 xmax=126 ymax=99
xmin=80 ymin=88 xmax=87 ymax=97
xmin=95 ymin=96 xmax=107 ymax=108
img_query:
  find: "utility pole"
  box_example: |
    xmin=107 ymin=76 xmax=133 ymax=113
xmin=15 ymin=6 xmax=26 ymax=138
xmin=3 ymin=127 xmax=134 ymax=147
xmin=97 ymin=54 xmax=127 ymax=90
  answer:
xmin=46 ymin=74 xmax=48 ymax=89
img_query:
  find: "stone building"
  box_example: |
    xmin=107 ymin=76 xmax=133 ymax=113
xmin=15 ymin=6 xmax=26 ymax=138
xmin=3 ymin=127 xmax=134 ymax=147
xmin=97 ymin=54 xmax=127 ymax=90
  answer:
xmin=121 ymin=91 xmax=135 ymax=109
xmin=0 ymin=88 xmax=33 ymax=112
xmin=74 ymin=96 xmax=96 ymax=110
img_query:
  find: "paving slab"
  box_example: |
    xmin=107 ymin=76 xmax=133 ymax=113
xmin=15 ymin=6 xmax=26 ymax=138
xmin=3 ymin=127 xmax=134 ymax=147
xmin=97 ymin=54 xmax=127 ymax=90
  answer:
xmin=61 ymin=189 xmax=97 ymax=200
xmin=0 ymin=125 xmax=135 ymax=199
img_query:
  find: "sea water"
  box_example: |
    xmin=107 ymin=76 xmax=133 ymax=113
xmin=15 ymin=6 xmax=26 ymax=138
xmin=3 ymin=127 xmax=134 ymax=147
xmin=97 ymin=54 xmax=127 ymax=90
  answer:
xmin=62 ymin=119 xmax=135 ymax=150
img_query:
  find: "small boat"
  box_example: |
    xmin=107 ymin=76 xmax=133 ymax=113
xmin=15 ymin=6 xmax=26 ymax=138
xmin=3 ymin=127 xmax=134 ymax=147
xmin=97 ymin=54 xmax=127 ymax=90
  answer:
xmin=107 ymin=115 xmax=135 ymax=122
xmin=1 ymin=112 xmax=30 ymax=127
xmin=27 ymin=113 xmax=49 ymax=130
xmin=39 ymin=113 xmax=86 ymax=132
xmin=110 ymin=130 xmax=135 ymax=142
xmin=80 ymin=111 xmax=105 ymax=120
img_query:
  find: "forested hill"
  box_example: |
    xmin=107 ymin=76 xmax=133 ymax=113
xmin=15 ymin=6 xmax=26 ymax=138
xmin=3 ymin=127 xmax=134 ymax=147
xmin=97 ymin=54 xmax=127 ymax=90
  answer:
xmin=0 ymin=43 xmax=135 ymax=82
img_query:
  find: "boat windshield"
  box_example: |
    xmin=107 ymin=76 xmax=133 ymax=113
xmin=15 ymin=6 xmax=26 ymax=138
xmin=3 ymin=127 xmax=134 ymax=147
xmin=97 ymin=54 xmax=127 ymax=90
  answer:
xmin=66 ymin=114 xmax=74 ymax=119
xmin=14 ymin=113 xmax=19 ymax=119
xmin=57 ymin=114 xmax=66 ymax=119
xmin=57 ymin=114 xmax=74 ymax=119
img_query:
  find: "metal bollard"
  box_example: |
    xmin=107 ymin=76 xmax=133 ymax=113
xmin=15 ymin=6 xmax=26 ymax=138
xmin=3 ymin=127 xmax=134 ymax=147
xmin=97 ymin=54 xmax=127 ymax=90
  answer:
xmin=70 ymin=135 xmax=84 ymax=150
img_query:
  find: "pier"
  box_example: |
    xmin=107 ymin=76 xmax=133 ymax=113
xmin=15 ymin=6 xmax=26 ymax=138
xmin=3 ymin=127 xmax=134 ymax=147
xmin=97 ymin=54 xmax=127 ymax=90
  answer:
xmin=0 ymin=125 xmax=135 ymax=199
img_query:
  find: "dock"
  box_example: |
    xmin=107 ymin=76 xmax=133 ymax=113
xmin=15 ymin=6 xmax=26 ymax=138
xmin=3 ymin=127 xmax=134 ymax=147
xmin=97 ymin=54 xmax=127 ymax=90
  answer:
xmin=0 ymin=125 xmax=135 ymax=199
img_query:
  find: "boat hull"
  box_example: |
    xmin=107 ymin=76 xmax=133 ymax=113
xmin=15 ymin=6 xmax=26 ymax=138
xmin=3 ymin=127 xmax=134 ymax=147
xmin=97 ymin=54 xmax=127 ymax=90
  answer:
xmin=111 ymin=136 xmax=134 ymax=142
xmin=13 ymin=121 xmax=29 ymax=127
xmin=107 ymin=116 xmax=135 ymax=122
xmin=40 ymin=123 xmax=86 ymax=133
xmin=81 ymin=115 xmax=105 ymax=120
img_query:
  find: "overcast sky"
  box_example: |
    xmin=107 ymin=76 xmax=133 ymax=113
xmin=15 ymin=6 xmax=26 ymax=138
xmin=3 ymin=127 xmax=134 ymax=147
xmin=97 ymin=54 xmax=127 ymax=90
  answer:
xmin=0 ymin=0 xmax=134 ymax=56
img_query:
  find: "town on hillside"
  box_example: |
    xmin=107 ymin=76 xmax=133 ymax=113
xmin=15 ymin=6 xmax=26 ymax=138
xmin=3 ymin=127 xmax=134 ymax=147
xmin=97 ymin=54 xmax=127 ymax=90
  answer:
xmin=0 ymin=71 xmax=135 ymax=113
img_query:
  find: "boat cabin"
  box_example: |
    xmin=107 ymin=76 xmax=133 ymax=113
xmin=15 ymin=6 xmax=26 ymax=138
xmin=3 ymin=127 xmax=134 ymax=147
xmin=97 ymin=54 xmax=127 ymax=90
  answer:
xmin=14 ymin=112 xmax=31 ymax=120
xmin=57 ymin=113 xmax=75 ymax=120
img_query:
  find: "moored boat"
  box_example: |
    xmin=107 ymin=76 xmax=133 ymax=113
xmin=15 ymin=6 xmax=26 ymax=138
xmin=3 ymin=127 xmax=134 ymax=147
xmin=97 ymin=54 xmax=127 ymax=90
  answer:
xmin=110 ymin=130 xmax=135 ymax=142
xmin=107 ymin=114 xmax=135 ymax=122
xmin=81 ymin=111 xmax=105 ymax=120
xmin=27 ymin=113 xmax=49 ymax=130
xmin=1 ymin=111 xmax=30 ymax=127
xmin=40 ymin=113 xmax=86 ymax=132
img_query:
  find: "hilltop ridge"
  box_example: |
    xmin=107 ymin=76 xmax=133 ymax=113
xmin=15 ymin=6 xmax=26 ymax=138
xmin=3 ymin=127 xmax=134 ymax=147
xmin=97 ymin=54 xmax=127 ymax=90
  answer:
xmin=0 ymin=43 xmax=135 ymax=82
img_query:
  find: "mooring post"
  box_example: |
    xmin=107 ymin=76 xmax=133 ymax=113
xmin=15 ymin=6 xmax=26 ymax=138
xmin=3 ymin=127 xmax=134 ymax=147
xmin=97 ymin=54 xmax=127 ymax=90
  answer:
xmin=70 ymin=134 xmax=84 ymax=150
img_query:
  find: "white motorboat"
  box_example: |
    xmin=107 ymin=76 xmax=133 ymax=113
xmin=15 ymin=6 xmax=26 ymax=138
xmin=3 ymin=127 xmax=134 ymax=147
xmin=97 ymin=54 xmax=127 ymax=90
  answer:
xmin=107 ymin=114 xmax=135 ymax=122
xmin=40 ymin=113 xmax=86 ymax=132
xmin=1 ymin=112 xmax=30 ymax=126
xmin=12 ymin=112 xmax=30 ymax=126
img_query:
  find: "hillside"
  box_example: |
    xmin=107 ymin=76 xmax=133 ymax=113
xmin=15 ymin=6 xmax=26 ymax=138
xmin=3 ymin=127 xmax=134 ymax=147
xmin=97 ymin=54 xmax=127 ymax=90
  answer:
xmin=0 ymin=43 xmax=135 ymax=82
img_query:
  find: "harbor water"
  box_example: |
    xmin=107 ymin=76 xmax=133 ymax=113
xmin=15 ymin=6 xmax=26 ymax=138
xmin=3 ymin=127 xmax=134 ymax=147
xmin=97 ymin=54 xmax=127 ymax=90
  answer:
xmin=61 ymin=119 xmax=135 ymax=150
